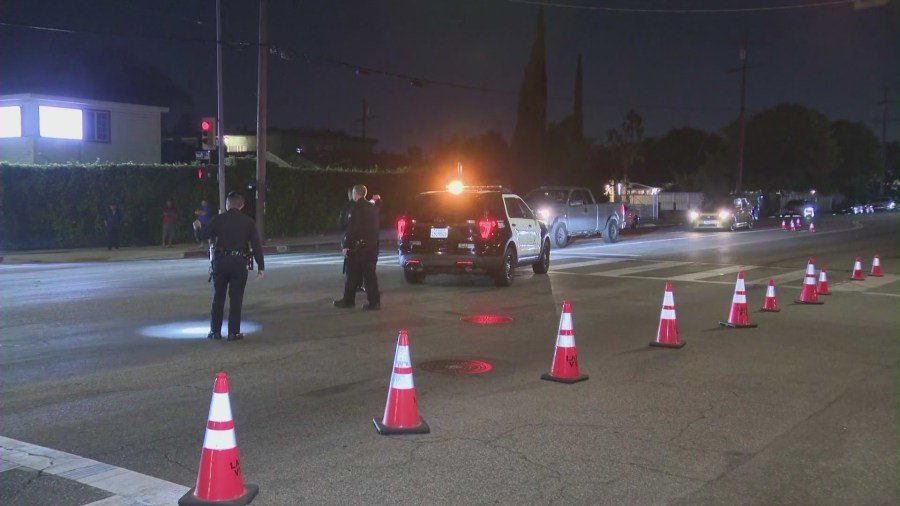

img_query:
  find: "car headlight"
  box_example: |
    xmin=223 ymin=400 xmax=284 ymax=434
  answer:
xmin=718 ymin=209 xmax=732 ymax=220
xmin=537 ymin=208 xmax=552 ymax=221
xmin=803 ymin=206 xmax=814 ymax=215
xmin=688 ymin=210 xmax=699 ymax=221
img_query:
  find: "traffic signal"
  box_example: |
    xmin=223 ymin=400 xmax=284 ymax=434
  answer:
xmin=200 ymin=117 xmax=216 ymax=150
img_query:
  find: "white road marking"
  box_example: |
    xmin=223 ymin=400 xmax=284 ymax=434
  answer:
xmin=551 ymin=258 xmax=623 ymax=270
xmin=588 ymin=261 xmax=693 ymax=277
xmin=669 ymin=264 xmax=757 ymax=282
xmin=829 ymin=274 xmax=899 ymax=292
xmin=748 ymin=270 xmax=807 ymax=287
xmin=0 ymin=436 xmax=189 ymax=506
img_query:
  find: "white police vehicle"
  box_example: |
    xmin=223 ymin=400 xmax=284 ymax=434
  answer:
xmin=397 ymin=185 xmax=551 ymax=286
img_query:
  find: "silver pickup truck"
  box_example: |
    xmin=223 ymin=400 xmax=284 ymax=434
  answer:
xmin=524 ymin=186 xmax=624 ymax=248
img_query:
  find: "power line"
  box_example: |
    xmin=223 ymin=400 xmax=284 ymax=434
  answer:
xmin=504 ymin=0 xmax=855 ymax=14
xmin=1 ymin=18 xmax=735 ymax=112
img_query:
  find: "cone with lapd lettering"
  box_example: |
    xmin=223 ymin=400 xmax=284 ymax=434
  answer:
xmin=373 ymin=330 xmax=429 ymax=435
xmin=850 ymin=257 xmax=865 ymax=280
xmin=816 ymin=266 xmax=831 ymax=295
xmin=650 ymin=282 xmax=685 ymax=348
xmin=781 ymin=219 xmax=787 ymax=231
xmin=719 ymin=270 xmax=757 ymax=328
xmin=761 ymin=278 xmax=780 ymax=312
xmin=179 ymin=372 xmax=258 ymax=506
xmin=542 ymin=300 xmax=590 ymax=382
xmin=795 ymin=257 xmax=824 ymax=305
xmin=789 ymin=219 xmax=796 ymax=232
xmin=870 ymin=254 xmax=883 ymax=277
xmin=808 ymin=222 xmax=815 ymax=233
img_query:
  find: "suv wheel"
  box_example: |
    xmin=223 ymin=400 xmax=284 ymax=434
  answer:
xmin=729 ymin=220 xmax=737 ymax=232
xmin=533 ymin=240 xmax=550 ymax=274
xmin=602 ymin=219 xmax=619 ymax=243
xmin=404 ymin=270 xmax=426 ymax=284
xmin=551 ymin=223 xmax=568 ymax=249
xmin=494 ymin=247 xmax=516 ymax=287
xmin=747 ymin=219 xmax=754 ymax=230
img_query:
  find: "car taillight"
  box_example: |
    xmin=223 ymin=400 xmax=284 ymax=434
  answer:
xmin=477 ymin=217 xmax=497 ymax=240
xmin=397 ymin=216 xmax=408 ymax=239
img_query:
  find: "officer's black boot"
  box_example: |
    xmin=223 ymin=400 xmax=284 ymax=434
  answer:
xmin=207 ymin=331 xmax=223 ymax=340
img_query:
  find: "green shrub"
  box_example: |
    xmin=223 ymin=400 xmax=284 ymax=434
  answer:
xmin=0 ymin=162 xmax=427 ymax=250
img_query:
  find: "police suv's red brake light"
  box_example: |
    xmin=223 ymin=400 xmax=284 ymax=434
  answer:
xmin=477 ymin=218 xmax=497 ymax=240
xmin=397 ymin=216 xmax=408 ymax=239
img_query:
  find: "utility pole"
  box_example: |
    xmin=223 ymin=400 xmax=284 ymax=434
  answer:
xmin=734 ymin=31 xmax=749 ymax=195
xmin=215 ymin=0 xmax=226 ymax=213
xmin=256 ymin=0 xmax=268 ymax=240
xmin=361 ymin=98 xmax=367 ymax=141
xmin=877 ymin=87 xmax=898 ymax=196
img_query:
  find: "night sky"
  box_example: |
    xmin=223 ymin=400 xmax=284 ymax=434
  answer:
xmin=2 ymin=0 xmax=897 ymax=151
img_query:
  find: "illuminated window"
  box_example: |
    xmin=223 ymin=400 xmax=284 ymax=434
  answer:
xmin=0 ymin=106 xmax=22 ymax=138
xmin=84 ymin=109 xmax=111 ymax=142
xmin=39 ymin=105 xmax=83 ymax=139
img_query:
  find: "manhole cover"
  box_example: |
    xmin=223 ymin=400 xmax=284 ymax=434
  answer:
xmin=460 ymin=314 xmax=513 ymax=324
xmin=419 ymin=359 xmax=494 ymax=375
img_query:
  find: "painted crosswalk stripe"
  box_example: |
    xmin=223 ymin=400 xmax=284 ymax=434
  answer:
xmin=588 ymin=261 xmax=693 ymax=277
xmin=829 ymin=274 xmax=899 ymax=292
xmin=0 ymin=436 xmax=189 ymax=506
xmin=551 ymin=258 xmax=623 ymax=270
xmin=669 ymin=264 xmax=757 ymax=282
xmin=747 ymin=270 xmax=807 ymax=287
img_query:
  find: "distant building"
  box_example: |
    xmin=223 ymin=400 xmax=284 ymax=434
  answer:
xmin=223 ymin=128 xmax=377 ymax=166
xmin=0 ymin=94 xmax=168 ymax=164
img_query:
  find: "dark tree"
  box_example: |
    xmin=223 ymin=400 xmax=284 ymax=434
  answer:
xmin=829 ymin=120 xmax=883 ymax=198
xmin=511 ymin=7 xmax=547 ymax=183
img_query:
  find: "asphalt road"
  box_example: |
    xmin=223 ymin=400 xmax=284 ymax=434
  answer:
xmin=1 ymin=214 xmax=898 ymax=505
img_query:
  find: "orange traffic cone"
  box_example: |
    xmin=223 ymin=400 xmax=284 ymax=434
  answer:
xmin=870 ymin=254 xmax=883 ymax=277
xmin=542 ymin=300 xmax=589 ymax=382
xmin=795 ymin=257 xmax=824 ymax=305
xmin=761 ymin=278 xmax=780 ymax=312
xmin=850 ymin=257 xmax=865 ymax=280
xmin=374 ymin=330 xmax=429 ymax=435
xmin=789 ymin=219 xmax=796 ymax=232
xmin=816 ymin=266 xmax=831 ymax=295
xmin=720 ymin=270 xmax=757 ymax=328
xmin=179 ymin=372 xmax=258 ymax=506
xmin=650 ymin=281 xmax=685 ymax=348
xmin=781 ymin=219 xmax=787 ymax=231
xmin=808 ymin=222 xmax=815 ymax=233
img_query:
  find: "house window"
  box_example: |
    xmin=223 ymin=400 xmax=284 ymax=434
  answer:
xmin=84 ymin=109 xmax=111 ymax=142
xmin=0 ymin=106 xmax=22 ymax=137
xmin=39 ymin=105 xmax=83 ymax=139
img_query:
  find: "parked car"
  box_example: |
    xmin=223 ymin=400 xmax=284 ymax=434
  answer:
xmin=781 ymin=199 xmax=816 ymax=219
xmin=834 ymin=200 xmax=874 ymax=215
xmin=688 ymin=196 xmax=755 ymax=231
xmin=869 ymin=197 xmax=897 ymax=212
xmin=397 ymin=186 xmax=550 ymax=287
xmin=524 ymin=186 xmax=623 ymax=248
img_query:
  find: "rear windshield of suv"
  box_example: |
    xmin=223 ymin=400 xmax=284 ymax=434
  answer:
xmin=411 ymin=192 xmax=504 ymax=222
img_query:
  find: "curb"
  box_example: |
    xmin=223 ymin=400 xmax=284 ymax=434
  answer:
xmin=183 ymin=239 xmax=400 ymax=259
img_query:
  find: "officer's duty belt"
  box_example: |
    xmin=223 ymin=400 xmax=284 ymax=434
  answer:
xmin=217 ymin=249 xmax=247 ymax=256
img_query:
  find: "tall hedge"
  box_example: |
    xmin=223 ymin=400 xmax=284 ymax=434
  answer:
xmin=0 ymin=161 xmax=426 ymax=250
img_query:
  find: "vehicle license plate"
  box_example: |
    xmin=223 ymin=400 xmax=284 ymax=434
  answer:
xmin=430 ymin=227 xmax=449 ymax=239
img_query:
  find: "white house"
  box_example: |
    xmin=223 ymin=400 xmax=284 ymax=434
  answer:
xmin=0 ymin=94 xmax=168 ymax=164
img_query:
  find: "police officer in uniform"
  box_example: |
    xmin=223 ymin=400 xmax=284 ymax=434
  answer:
xmin=333 ymin=184 xmax=380 ymax=310
xmin=201 ymin=191 xmax=265 ymax=340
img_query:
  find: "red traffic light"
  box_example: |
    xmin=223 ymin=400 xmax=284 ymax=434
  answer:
xmin=201 ymin=120 xmax=211 ymax=131
xmin=197 ymin=167 xmax=203 ymax=180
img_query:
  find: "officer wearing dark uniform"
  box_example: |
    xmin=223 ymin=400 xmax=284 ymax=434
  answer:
xmin=201 ymin=191 xmax=265 ymax=340
xmin=333 ymin=184 xmax=381 ymax=310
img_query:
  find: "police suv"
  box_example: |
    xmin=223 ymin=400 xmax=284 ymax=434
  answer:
xmin=397 ymin=186 xmax=551 ymax=286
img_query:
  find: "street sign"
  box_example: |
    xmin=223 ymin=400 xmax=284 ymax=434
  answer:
xmin=195 ymin=150 xmax=211 ymax=161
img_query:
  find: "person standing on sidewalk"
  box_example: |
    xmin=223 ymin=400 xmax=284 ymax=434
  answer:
xmin=193 ymin=199 xmax=212 ymax=244
xmin=333 ymin=184 xmax=381 ymax=310
xmin=201 ymin=191 xmax=265 ymax=341
xmin=162 ymin=199 xmax=177 ymax=248
xmin=104 ymin=203 xmax=122 ymax=250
